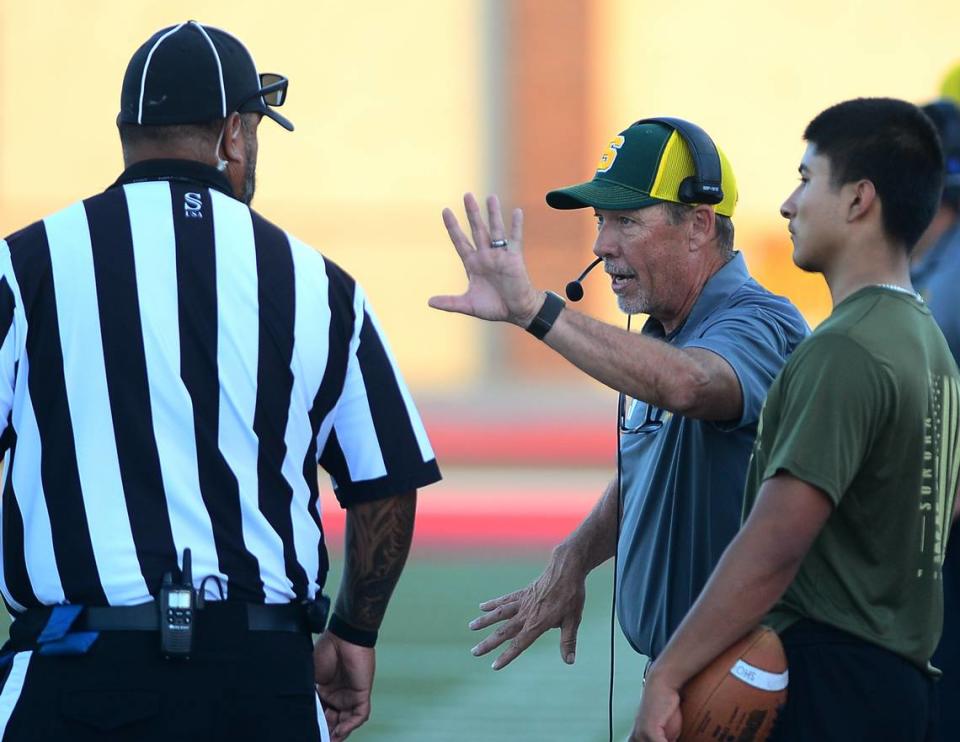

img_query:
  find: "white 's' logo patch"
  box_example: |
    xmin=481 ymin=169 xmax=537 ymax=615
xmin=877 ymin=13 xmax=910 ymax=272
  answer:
xmin=184 ymin=192 xmax=203 ymax=219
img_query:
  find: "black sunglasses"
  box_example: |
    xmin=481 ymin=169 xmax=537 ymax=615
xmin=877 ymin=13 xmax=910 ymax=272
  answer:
xmin=618 ymin=393 xmax=665 ymax=435
xmin=236 ymin=73 xmax=289 ymax=111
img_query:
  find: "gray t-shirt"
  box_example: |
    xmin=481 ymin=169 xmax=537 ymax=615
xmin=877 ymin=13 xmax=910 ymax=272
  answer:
xmin=616 ymin=253 xmax=808 ymax=658
xmin=913 ymin=221 xmax=960 ymax=362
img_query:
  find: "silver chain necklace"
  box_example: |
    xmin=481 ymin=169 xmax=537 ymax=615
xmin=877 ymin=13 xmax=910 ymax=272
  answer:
xmin=874 ymin=283 xmax=922 ymax=300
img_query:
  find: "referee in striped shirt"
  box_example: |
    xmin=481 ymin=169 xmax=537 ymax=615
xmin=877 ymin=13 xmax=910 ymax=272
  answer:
xmin=0 ymin=21 xmax=440 ymax=742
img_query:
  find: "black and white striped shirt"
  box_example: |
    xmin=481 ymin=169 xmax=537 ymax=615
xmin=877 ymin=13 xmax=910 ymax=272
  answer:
xmin=0 ymin=160 xmax=441 ymax=611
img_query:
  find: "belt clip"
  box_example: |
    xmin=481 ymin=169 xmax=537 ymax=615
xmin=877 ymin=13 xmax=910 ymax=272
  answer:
xmin=305 ymin=594 xmax=331 ymax=634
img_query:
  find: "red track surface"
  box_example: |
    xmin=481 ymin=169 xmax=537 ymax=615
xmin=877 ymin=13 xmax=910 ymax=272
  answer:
xmin=319 ymin=478 xmax=604 ymax=550
xmin=423 ymin=419 xmax=616 ymax=467
xmin=321 ymin=413 xmax=615 ymax=549
xmin=322 ymin=508 xmax=588 ymax=549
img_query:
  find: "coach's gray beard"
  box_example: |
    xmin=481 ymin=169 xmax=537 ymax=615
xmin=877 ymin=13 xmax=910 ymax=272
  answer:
xmin=616 ymin=292 xmax=650 ymax=316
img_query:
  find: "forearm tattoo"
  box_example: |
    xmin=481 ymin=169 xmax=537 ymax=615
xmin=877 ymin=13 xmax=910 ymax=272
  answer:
xmin=335 ymin=490 xmax=417 ymax=631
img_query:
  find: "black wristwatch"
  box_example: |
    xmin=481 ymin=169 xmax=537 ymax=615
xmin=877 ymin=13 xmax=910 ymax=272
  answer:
xmin=525 ymin=291 xmax=566 ymax=340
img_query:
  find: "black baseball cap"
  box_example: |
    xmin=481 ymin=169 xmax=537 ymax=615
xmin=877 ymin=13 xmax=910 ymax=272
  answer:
xmin=118 ymin=21 xmax=293 ymax=131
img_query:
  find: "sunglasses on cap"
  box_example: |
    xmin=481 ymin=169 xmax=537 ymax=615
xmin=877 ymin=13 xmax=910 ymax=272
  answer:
xmin=237 ymin=73 xmax=289 ymax=110
xmin=236 ymin=73 xmax=293 ymax=130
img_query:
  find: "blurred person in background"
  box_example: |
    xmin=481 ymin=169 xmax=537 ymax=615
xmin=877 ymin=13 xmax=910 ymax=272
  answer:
xmin=430 ymin=119 xmax=808 ymax=674
xmin=634 ymin=97 xmax=958 ymax=742
xmin=911 ymin=97 xmax=960 ymax=738
xmin=940 ymin=61 xmax=960 ymax=107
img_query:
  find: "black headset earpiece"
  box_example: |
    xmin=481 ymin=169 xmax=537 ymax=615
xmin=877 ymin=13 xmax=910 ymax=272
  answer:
xmin=632 ymin=116 xmax=724 ymax=206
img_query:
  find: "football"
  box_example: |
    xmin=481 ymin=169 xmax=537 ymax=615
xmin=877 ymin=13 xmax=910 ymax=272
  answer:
xmin=679 ymin=626 xmax=788 ymax=741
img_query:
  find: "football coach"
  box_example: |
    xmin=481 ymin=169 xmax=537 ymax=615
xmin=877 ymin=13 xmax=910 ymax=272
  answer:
xmin=430 ymin=119 xmax=807 ymax=675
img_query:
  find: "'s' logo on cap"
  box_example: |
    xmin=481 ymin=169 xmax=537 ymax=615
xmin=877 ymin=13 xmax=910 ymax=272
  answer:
xmin=596 ymin=136 xmax=625 ymax=174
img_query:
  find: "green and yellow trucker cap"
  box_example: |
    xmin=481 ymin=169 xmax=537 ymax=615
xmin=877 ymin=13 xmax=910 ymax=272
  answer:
xmin=546 ymin=120 xmax=738 ymax=217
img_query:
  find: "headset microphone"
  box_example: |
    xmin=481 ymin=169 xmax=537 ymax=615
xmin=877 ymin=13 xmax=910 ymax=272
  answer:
xmin=565 ymin=258 xmax=603 ymax=302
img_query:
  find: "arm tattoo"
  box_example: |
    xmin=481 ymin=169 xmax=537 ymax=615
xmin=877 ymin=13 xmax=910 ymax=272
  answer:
xmin=334 ymin=490 xmax=417 ymax=631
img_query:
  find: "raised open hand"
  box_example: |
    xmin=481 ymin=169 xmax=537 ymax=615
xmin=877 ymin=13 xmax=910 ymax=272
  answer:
xmin=429 ymin=193 xmax=543 ymax=326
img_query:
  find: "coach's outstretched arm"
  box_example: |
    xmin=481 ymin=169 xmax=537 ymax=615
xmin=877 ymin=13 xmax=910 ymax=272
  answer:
xmin=470 ymin=478 xmax=618 ymax=669
xmin=315 ymin=490 xmax=418 ymax=742
xmin=433 ymin=192 xmax=743 ymax=669
xmin=428 ymin=193 xmax=744 ymax=422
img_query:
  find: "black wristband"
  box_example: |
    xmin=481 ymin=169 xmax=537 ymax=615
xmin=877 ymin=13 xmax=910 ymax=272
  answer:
xmin=328 ymin=612 xmax=378 ymax=648
xmin=525 ymin=291 xmax=565 ymax=340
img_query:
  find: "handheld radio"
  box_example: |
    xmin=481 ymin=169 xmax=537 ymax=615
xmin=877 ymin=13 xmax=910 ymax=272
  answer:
xmin=159 ymin=548 xmax=196 ymax=659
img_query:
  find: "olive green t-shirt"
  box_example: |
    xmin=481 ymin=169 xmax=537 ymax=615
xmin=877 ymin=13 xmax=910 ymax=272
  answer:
xmin=743 ymin=286 xmax=960 ymax=673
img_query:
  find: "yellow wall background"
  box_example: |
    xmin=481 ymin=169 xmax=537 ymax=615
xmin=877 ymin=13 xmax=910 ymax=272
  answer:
xmin=0 ymin=0 xmax=485 ymax=391
xmin=590 ymin=0 xmax=960 ymax=327
xmin=2 ymin=0 xmax=959 ymax=392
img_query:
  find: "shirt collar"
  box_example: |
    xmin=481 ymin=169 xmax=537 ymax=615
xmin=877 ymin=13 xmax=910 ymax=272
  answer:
xmin=109 ymin=159 xmax=236 ymax=198
xmin=641 ymin=252 xmax=751 ymax=342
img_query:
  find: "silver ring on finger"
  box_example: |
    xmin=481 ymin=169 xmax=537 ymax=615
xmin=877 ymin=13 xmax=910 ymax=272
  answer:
xmin=490 ymin=239 xmax=509 ymax=248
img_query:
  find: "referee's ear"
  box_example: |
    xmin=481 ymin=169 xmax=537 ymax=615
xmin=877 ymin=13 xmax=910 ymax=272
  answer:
xmin=220 ymin=112 xmax=246 ymax=163
xmin=220 ymin=112 xmax=260 ymax=202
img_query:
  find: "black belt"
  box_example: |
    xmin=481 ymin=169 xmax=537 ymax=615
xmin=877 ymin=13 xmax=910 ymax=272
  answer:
xmin=74 ymin=601 xmax=310 ymax=634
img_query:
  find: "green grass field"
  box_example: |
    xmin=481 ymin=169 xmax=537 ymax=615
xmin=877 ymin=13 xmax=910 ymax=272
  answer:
xmin=340 ymin=551 xmax=648 ymax=741
xmin=0 ymin=551 xmax=648 ymax=740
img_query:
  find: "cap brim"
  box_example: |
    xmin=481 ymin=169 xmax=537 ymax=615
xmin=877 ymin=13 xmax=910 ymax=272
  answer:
xmin=264 ymin=108 xmax=295 ymax=132
xmin=546 ymin=179 xmax=662 ymax=210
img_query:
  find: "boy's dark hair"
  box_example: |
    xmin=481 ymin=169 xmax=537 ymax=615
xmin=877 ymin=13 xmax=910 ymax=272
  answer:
xmin=804 ymin=98 xmax=943 ymax=251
